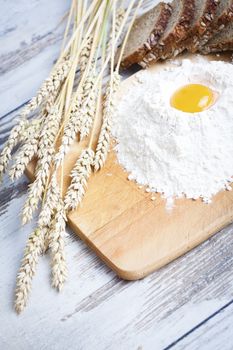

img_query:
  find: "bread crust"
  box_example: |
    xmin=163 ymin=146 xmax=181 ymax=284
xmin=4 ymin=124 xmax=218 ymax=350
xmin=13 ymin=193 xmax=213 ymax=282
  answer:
xmin=120 ymin=3 xmax=172 ymax=69
xmin=200 ymin=40 xmax=233 ymax=54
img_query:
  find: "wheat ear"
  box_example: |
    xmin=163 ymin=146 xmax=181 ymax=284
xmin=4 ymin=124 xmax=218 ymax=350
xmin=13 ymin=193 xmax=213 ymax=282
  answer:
xmin=48 ymin=201 xmax=68 ymax=291
xmin=20 ymin=59 xmax=71 ymax=119
xmin=22 ymin=106 xmax=62 ymax=224
xmin=38 ymin=174 xmax=60 ymax=227
xmin=94 ymin=72 xmax=120 ymax=171
xmin=0 ymin=119 xmax=28 ymax=181
xmin=14 ymin=227 xmax=47 ymax=314
xmin=79 ymin=74 xmax=97 ymax=140
xmin=79 ymin=35 xmax=94 ymax=74
xmin=55 ymin=72 xmax=97 ymax=166
xmin=64 ymin=148 xmax=94 ymax=210
xmin=9 ymin=119 xmax=42 ymax=180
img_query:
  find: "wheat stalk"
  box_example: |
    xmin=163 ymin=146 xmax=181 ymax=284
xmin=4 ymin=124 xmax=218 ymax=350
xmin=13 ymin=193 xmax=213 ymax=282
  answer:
xmin=0 ymin=119 xmax=28 ymax=181
xmin=9 ymin=119 xmax=42 ymax=180
xmin=14 ymin=227 xmax=47 ymax=314
xmin=64 ymin=148 xmax=94 ymax=210
xmin=22 ymin=106 xmax=63 ymax=224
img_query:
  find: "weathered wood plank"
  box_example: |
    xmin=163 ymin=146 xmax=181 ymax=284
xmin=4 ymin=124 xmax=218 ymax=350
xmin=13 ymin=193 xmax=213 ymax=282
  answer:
xmin=0 ymin=0 xmax=72 ymax=116
xmin=1 ymin=174 xmax=233 ymax=349
xmin=1 ymin=0 xmax=233 ymax=349
xmin=0 ymin=0 xmax=70 ymax=74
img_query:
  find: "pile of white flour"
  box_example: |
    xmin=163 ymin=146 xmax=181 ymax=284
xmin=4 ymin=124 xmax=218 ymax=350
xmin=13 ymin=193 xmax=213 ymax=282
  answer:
xmin=113 ymin=58 xmax=233 ymax=205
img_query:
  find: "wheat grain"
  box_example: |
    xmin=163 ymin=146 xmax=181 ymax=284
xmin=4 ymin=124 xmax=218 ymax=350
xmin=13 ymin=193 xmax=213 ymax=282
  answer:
xmin=22 ymin=106 xmax=62 ymax=224
xmin=64 ymin=148 xmax=94 ymax=210
xmin=48 ymin=201 xmax=68 ymax=291
xmin=14 ymin=227 xmax=47 ymax=314
xmin=9 ymin=119 xmax=42 ymax=180
xmin=94 ymin=72 xmax=121 ymax=171
xmin=0 ymin=119 xmax=28 ymax=181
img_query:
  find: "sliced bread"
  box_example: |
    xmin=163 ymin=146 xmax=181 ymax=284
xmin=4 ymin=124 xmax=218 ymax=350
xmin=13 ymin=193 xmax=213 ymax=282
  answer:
xmin=119 ymin=2 xmax=172 ymax=69
xmin=199 ymin=20 xmax=233 ymax=54
xmin=197 ymin=0 xmax=233 ymax=49
xmin=140 ymin=0 xmax=195 ymax=67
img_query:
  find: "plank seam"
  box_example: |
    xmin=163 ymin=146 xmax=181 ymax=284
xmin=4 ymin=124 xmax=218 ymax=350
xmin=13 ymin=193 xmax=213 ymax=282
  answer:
xmin=163 ymin=298 xmax=233 ymax=349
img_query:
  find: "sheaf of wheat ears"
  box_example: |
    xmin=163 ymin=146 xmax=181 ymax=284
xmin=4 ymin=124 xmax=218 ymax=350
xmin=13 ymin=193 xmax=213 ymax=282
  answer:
xmin=12 ymin=0 xmax=141 ymax=314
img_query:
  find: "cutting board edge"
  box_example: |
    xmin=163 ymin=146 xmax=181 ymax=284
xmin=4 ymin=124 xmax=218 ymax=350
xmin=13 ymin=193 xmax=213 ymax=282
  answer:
xmin=68 ymin=213 xmax=233 ymax=281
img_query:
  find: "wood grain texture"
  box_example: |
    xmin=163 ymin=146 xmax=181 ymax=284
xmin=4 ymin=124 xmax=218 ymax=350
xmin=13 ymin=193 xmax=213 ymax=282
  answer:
xmin=1 ymin=0 xmax=233 ymax=349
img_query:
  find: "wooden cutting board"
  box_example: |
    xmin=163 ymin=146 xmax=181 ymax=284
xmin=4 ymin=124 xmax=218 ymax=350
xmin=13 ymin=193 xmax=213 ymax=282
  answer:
xmin=26 ymin=54 xmax=233 ymax=280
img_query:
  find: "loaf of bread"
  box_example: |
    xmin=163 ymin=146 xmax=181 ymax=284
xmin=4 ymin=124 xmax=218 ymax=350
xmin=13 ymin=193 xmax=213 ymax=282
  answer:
xmin=117 ymin=0 xmax=233 ymax=69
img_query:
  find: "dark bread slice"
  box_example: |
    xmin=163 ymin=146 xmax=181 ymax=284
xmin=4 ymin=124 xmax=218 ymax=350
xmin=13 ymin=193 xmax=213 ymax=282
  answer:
xmin=140 ymin=0 xmax=195 ymax=67
xmin=199 ymin=20 xmax=233 ymax=53
xmin=184 ymin=0 xmax=219 ymax=53
xmin=119 ymin=2 xmax=172 ymax=69
xmin=198 ymin=0 xmax=233 ymax=48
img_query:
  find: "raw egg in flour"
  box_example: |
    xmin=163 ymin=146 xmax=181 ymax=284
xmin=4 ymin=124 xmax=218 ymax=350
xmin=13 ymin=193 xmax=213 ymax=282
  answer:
xmin=170 ymin=84 xmax=216 ymax=113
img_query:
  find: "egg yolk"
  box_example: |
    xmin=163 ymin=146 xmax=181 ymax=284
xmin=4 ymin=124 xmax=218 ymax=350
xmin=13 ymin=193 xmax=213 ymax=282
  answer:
xmin=170 ymin=84 xmax=215 ymax=113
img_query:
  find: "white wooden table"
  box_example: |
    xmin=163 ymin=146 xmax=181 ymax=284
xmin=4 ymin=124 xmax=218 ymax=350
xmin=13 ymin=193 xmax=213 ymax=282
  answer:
xmin=1 ymin=1 xmax=233 ymax=349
